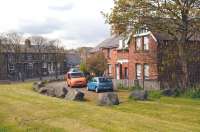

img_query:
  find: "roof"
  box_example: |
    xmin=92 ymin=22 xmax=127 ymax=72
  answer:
xmin=90 ymin=36 xmax=122 ymax=53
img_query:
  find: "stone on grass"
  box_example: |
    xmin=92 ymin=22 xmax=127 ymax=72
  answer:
xmin=161 ymin=89 xmax=175 ymax=96
xmin=54 ymin=87 xmax=68 ymax=98
xmin=33 ymin=81 xmax=46 ymax=91
xmin=129 ymin=90 xmax=148 ymax=101
xmin=97 ymin=92 xmax=119 ymax=106
xmin=65 ymin=89 xmax=84 ymax=101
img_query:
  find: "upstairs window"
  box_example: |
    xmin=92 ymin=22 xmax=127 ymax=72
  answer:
xmin=136 ymin=64 xmax=142 ymax=79
xmin=108 ymin=49 xmax=111 ymax=58
xmin=144 ymin=36 xmax=149 ymax=51
xmin=144 ymin=64 xmax=150 ymax=80
xmin=108 ymin=64 xmax=112 ymax=76
xmin=136 ymin=37 xmax=142 ymax=51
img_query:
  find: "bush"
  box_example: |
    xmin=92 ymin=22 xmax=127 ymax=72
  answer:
xmin=129 ymin=84 xmax=143 ymax=91
xmin=181 ymin=88 xmax=200 ymax=99
xmin=148 ymin=90 xmax=162 ymax=100
xmin=117 ymin=83 xmax=129 ymax=90
xmin=117 ymin=83 xmax=143 ymax=91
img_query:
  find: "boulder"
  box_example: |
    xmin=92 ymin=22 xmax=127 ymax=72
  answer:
xmin=161 ymin=89 xmax=175 ymax=96
xmin=97 ymin=92 xmax=119 ymax=106
xmin=54 ymin=87 xmax=68 ymax=98
xmin=38 ymin=87 xmax=48 ymax=94
xmin=129 ymin=90 xmax=148 ymax=100
xmin=65 ymin=89 xmax=84 ymax=101
xmin=33 ymin=81 xmax=45 ymax=91
xmin=46 ymin=88 xmax=56 ymax=97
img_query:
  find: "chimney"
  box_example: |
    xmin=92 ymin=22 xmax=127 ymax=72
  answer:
xmin=25 ymin=39 xmax=31 ymax=48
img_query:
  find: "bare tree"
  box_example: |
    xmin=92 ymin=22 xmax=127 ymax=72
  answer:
xmin=48 ymin=39 xmax=65 ymax=79
xmin=29 ymin=36 xmax=48 ymax=80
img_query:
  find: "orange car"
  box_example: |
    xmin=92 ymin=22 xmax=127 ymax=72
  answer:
xmin=66 ymin=72 xmax=87 ymax=88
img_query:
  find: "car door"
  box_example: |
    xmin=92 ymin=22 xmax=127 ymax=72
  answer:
xmin=92 ymin=78 xmax=98 ymax=90
xmin=87 ymin=78 xmax=92 ymax=89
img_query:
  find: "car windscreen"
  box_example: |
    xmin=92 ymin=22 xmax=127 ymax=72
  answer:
xmin=70 ymin=73 xmax=84 ymax=78
xmin=99 ymin=78 xmax=112 ymax=83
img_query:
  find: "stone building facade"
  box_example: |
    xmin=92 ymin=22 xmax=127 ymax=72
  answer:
xmin=0 ymin=40 xmax=67 ymax=81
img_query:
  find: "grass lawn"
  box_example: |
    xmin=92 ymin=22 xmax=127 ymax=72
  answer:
xmin=0 ymin=82 xmax=200 ymax=132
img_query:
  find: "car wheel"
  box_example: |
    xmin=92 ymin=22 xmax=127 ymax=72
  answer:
xmin=95 ymin=88 xmax=99 ymax=93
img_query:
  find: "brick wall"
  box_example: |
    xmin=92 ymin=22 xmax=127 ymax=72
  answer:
xmin=128 ymin=34 xmax=159 ymax=80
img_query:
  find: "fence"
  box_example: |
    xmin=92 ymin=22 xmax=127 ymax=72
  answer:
xmin=112 ymin=79 xmax=160 ymax=91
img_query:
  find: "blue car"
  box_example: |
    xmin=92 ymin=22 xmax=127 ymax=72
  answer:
xmin=87 ymin=77 xmax=113 ymax=93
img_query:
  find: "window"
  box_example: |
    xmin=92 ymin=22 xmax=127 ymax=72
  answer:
xmin=27 ymin=54 xmax=32 ymax=60
xmin=42 ymin=63 xmax=47 ymax=68
xmin=144 ymin=64 xmax=150 ymax=80
xmin=125 ymin=67 xmax=128 ymax=79
xmin=8 ymin=64 xmax=15 ymax=73
xmin=108 ymin=64 xmax=112 ymax=76
xmin=136 ymin=64 xmax=142 ymax=79
xmin=136 ymin=37 xmax=142 ymax=51
xmin=144 ymin=36 xmax=149 ymax=51
xmin=28 ymin=63 xmax=33 ymax=69
xmin=108 ymin=49 xmax=111 ymax=58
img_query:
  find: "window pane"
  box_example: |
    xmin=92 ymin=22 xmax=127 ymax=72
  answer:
xmin=108 ymin=64 xmax=112 ymax=76
xmin=144 ymin=37 xmax=149 ymax=50
xmin=144 ymin=64 xmax=150 ymax=79
xmin=136 ymin=64 xmax=142 ymax=79
xmin=136 ymin=37 xmax=142 ymax=50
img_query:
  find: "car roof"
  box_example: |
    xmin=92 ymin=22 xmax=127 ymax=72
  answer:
xmin=68 ymin=72 xmax=83 ymax=74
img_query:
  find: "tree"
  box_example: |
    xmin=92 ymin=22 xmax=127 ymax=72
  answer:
xmin=87 ymin=52 xmax=107 ymax=76
xmin=48 ymin=39 xmax=65 ymax=79
xmin=104 ymin=0 xmax=200 ymax=89
xmin=29 ymin=36 xmax=48 ymax=80
xmin=80 ymin=62 xmax=88 ymax=73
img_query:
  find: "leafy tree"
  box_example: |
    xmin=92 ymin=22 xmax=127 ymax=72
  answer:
xmin=87 ymin=52 xmax=107 ymax=76
xmin=104 ymin=0 xmax=200 ymax=89
xmin=80 ymin=62 xmax=88 ymax=73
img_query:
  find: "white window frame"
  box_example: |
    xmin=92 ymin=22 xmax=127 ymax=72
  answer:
xmin=144 ymin=64 xmax=150 ymax=80
xmin=108 ymin=64 xmax=112 ymax=76
xmin=136 ymin=64 xmax=142 ymax=80
xmin=136 ymin=37 xmax=142 ymax=51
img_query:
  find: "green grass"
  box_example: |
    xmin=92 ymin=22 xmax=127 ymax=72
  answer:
xmin=0 ymin=83 xmax=200 ymax=132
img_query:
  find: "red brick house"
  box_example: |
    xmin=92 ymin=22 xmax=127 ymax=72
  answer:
xmin=90 ymin=30 xmax=200 ymax=88
xmin=90 ymin=36 xmax=129 ymax=80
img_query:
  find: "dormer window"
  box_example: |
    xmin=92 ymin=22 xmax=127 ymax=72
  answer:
xmin=136 ymin=37 xmax=142 ymax=51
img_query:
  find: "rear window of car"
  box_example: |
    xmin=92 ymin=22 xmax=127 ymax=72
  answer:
xmin=99 ymin=78 xmax=112 ymax=83
xmin=70 ymin=73 xmax=84 ymax=78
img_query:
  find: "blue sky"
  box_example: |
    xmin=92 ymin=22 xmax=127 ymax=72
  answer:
xmin=0 ymin=0 xmax=114 ymax=49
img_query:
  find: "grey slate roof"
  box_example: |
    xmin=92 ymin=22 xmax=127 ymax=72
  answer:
xmin=90 ymin=36 xmax=122 ymax=53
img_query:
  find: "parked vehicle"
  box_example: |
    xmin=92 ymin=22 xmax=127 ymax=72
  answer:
xmin=87 ymin=77 xmax=113 ymax=93
xmin=68 ymin=67 xmax=80 ymax=72
xmin=66 ymin=72 xmax=87 ymax=88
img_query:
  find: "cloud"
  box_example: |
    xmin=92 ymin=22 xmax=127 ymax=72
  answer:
xmin=0 ymin=0 xmax=114 ymax=49
xmin=19 ymin=18 xmax=65 ymax=35
xmin=48 ymin=3 xmax=74 ymax=11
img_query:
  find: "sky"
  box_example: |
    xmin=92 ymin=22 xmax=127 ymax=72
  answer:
xmin=0 ymin=0 xmax=114 ymax=49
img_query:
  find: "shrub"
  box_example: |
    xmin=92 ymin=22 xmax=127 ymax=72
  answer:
xmin=148 ymin=90 xmax=162 ymax=100
xmin=117 ymin=83 xmax=129 ymax=90
xmin=129 ymin=84 xmax=143 ymax=91
xmin=181 ymin=88 xmax=200 ymax=99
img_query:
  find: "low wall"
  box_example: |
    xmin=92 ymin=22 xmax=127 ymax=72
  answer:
xmin=112 ymin=79 xmax=160 ymax=90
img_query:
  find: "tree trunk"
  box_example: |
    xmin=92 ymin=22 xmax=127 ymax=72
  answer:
xmin=177 ymin=42 xmax=189 ymax=90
